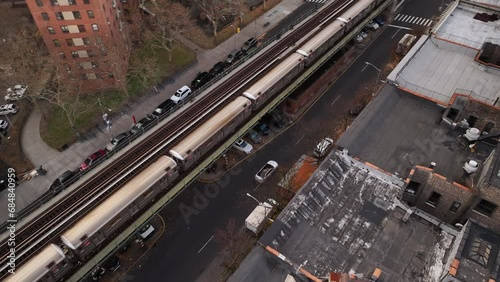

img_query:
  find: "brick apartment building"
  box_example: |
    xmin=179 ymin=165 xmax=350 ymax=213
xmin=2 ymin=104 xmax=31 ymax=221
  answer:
xmin=401 ymin=94 xmax=500 ymax=233
xmin=26 ymin=0 xmax=136 ymax=92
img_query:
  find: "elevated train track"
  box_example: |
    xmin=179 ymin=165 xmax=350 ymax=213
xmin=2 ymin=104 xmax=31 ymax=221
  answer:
xmin=0 ymin=0 xmax=362 ymax=278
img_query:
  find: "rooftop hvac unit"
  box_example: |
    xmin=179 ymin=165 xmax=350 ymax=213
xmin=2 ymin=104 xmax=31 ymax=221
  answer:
xmin=463 ymin=160 xmax=479 ymax=174
xmin=464 ymin=128 xmax=480 ymax=141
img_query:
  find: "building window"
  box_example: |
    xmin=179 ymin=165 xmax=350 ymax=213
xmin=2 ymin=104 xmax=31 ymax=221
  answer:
xmin=36 ymin=0 xmax=43 ymax=6
xmin=61 ymin=26 xmax=69 ymax=33
xmin=474 ymin=199 xmax=497 ymax=217
xmin=91 ymin=24 xmax=99 ymax=31
xmin=66 ymin=39 xmax=75 ymax=47
xmin=50 ymin=0 xmax=58 ymax=5
xmin=68 ymin=0 xmax=76 ymax=5
xmin=47 ymin=27 xmax=55 ymax=34
xmin=96 ymin=36 xmax=102 ymax=44
xmin=87 ymin=10 xmax=94 ymax=19
xmin=449 ymin=202 xmax=461 ymax=213
xmin=71 ymin=51 xmax=79 ymax=58
xmin=41 ymin=13 xmax=49 ymax=21
xmin=73 ymin=11 xmax=82 ymax=19
xmin=83 ymin=38 xmax=91 ymax=45
xmin=55 ymin=12 xmax=63 ymax=20
xmin=59 ymin=53 xmax=66 ymax=59
xmin=84 ymin=0 xmax=90 ymax=3
xmin=78 ymin=25 xmax=86 ymax=32
xmin=53 ymin=39 xmax=61 ymax=47
xmin=426 ymin=192 xmax=441 ymax=207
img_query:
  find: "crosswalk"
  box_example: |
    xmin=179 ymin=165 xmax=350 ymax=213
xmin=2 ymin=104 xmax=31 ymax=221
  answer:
xmin=394 ymin=14 xmax=433 ymax=26
xmin=306 ymin=0 xmax=329 ymax=4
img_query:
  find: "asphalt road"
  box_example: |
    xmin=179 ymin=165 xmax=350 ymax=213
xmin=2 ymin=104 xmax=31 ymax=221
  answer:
xmin=130 ymin=1 xmax=446 ymax=280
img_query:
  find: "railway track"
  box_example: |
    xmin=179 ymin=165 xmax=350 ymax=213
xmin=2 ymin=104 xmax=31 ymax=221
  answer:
xmin=0 ymin=0 xmax=356 ymax=277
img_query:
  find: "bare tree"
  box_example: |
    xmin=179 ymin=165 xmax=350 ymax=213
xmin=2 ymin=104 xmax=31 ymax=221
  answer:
xmin=143 ymin=0 xmax=194 ymax=61
xmin=215 ymin=219 xmax=254 ymax=273
xmin=127 ymin=52 xmax=159 ymax=88
xmin=193 ymin=0 xmax=234 ymax=39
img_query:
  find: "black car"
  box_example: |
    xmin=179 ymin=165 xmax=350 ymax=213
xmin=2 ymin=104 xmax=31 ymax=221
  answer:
xmin=209 ymin=62 xmax=226 ymax=76
xmin=103 ymin=255 xmax=121 ymax=271
xmin=241 ymin=37 xmax=257 ymax=53
xmin=152 ymin=99 xmax=176 ymax=117
xmin=226 ymin=49 xmax=244 ymax=64
xmin=130 ymin=114 xmax=156 ymax=136
xmin=191 ymin=72 xmax=213 ymax=90
xmin=49 ymin=170 xmax=78 ymax=195
xmin=254 ymin=121 xmax=270 ymax=136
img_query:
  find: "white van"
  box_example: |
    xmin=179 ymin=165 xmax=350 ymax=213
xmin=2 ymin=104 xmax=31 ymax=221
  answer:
xmin=0 ymin=104 xmax=18 ymax=115
xmin=138 ymin=224 xmax=155 ymax=240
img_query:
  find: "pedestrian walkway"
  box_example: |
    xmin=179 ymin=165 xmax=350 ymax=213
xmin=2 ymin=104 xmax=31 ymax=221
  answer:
xmin=394 ymin=14 xmax=433 ymax=26
xmin=0 ymin=0 xmax=306 ymax=223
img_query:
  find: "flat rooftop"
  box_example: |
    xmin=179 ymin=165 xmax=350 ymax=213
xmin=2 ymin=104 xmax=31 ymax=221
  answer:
xmin=390 ymin=1 xmax=500 ymax=105
xmin=337 ymin=86 xmax=494 ymax=182
xmin=230 ymin=150 xmax=454 ymax=282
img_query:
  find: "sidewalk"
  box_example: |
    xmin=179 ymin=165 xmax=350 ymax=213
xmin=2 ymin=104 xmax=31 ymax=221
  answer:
xmin=0 ymin=0 xmax=306 ymax=222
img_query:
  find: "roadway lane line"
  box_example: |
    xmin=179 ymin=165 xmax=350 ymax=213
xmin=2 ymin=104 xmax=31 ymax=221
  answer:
xmin=253 ymin=183 xmax=262 ymax=191
xmin=295 ymin=134 xmax=305 ymax=145
xmin=391 ymin=28 xmax=401 ymax=38
xmin=388 ymin=24 xmax=413 ymax=31
xmin=198 ymin=235 xmax=214 ymax=254
xmin=330 ymin=96 xmax=340 ymax=106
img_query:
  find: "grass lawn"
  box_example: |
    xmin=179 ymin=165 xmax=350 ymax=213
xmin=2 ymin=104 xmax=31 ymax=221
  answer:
xmin=41 ymin=42 xmax=195 ymax=150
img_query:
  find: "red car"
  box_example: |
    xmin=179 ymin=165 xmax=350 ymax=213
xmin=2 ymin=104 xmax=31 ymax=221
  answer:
xmin=79 ymin=149 xmax=107 ymax=171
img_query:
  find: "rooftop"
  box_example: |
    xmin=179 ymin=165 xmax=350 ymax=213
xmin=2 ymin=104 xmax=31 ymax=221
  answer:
xmin=442 ymin=219 xmax=500 ymax=282
xmin=389 ymin=0 xmax=500 ymax=105
xmin=230 ymin=150 xmax=455 ymax=282
xmin=337 ymin=87 xmax=495 ymax=183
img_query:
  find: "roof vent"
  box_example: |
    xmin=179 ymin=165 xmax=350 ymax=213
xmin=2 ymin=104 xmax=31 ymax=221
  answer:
xmin=463 ymin=160 xmax=479 ymax=174
xmin=464 ymin=128 xmax=480 ymax=141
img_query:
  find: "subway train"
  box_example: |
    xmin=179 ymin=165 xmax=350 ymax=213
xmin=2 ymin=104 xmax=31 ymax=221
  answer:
xmin=5 ymin=0 xmax=383 ymax=280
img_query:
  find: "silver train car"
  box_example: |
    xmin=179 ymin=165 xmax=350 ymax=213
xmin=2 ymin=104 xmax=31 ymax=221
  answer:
xmin=169 ymin=96 xmax=252 ymax=169
xmin=4 ymin=244 xmax=72 ymax=282
xmin=61 ymin=156 xmax=179 ymax=258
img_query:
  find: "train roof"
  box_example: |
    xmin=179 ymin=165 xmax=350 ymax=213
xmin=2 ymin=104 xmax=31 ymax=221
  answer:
xmin=169 ymin=96 xmax=251 ymax=160
xmin=61 ymin=156 xmax=177 ymax=249
xmin=242 ymin=54 xmax=303 ymax=100
xmin=4 ymin=244 xmax=65 ymax=282
xmin=298 ymin=0 xmax=373 ymax=56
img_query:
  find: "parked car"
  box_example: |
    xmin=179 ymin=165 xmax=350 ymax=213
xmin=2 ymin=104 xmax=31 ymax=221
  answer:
xmin=374 ymin=17 xmax=385 ymax=26
xmin=5 ymin=85 xmax=28 ymax=101
xmin=79 ymin=149 xmax=107 ymax=171
xmin=138 ymin=223 xmax=155 ymax=240
xmin=130 ymin=114 xmax=156 ymax=136
xmin=313 ymin=137 xmax=334 ymax=158
xmin=247 ymin=129 xmax=262 ymax=144
xmin=91 ymin=267 xmax=106 ymax=281
xmin=255 ymin=160 xmax=278 ymax=183
xmin=49 ymin=170 xmax=78 ymax=195
xmin=271 ymin=110 xmax=286 ymax=129
xmin=209 ymin=62 xmax=226 ymax=76
xmin=0 ymin=104 xmax=18 ymax=116
xmin=226 ymin=49 xmax=244 ymax=64
xmin=106 ymin=132 xmax=131 ymax=151
xmin=191 ymin=72 xmax=213 ymax=90
xmin=170 ymin=85 xmax=192 ymax=104
xmin=349 ymin=103 xmax=366 ymax=116
xmin=153 ymin=99 xmax=176 ymax=117
xmin=359 ymin=30 xmax=368 ymax=38
xmin=103 ymin=255 xmax=121 ymax=272
xmin=233 ymin=138 xmax=253 ymax=154
xmin=241 ymin=37 xmax=257 ymax=53
xmin=0 ymin=120 xmax=8 ymax=132
xmin=367 ymin=21 xmax=379 ymax=30
xmin=355 ymin=34 xmax=364 ymax=43
xmin=254 ymin=121 xmax=270 ymax=136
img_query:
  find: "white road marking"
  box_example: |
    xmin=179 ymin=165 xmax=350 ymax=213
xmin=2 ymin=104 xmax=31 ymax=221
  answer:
xmin=425 ymin=19 xmax=433 ymax=26
xmin=388 ymin=24 xmax=413 ymax=30
xmin=401 ymin=15 xmax=409 ymax=22
xmin=395 ymin=14 xmax=402 ymax=21
xmin=410 ymin=17 xmax=419 ymax=24
xmin=330 ymin=96 xmax=340 ymax=106
xmin=295 ymin=134 xmax=305 ymax=145
xmin=198 ymin=235 xmax=214 ymax=253
xmin=253 ymin=183 xmax=262 ymax=191
xmin=391 ymin=28 xmax=401 ymax=38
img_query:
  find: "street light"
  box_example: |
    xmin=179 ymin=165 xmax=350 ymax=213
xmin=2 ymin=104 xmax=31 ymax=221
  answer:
xmin=230 ymin=24 xmax=236 ymax=50
xmin=246 ymin=193 xmax=261 ymax=205
xmin=365 ymin=61 xmax=381 ymax=83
